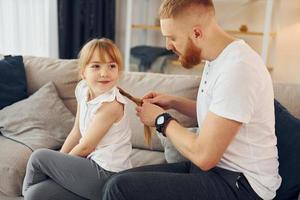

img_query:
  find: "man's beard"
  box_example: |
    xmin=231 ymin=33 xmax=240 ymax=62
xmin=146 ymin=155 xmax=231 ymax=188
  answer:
xmin=179 ymin=38 xmax=202 ymax=69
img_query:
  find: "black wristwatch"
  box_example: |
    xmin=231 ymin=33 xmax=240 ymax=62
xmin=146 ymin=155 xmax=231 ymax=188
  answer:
xmin=155 ymin=113 xmax=175 ymax=137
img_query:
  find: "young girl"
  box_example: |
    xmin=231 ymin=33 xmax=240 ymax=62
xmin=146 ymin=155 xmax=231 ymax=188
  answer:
xmin=22 ymin=38 xmax=132 ymax=200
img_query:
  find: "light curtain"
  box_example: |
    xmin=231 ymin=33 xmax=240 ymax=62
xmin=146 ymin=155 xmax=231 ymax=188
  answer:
xmin=0 ymin=0 xmax=58 ymax=58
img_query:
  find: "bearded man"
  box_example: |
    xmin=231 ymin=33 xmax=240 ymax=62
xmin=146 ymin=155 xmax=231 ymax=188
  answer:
xmin=102 ymin=0 xmax=281 ymax=199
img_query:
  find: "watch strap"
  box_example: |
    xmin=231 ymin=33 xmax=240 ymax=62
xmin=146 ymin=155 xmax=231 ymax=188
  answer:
xmin=161 ymin=116 xmax=175 ymax=137
xmin=155 ymin=113 xmax=175 ymax=137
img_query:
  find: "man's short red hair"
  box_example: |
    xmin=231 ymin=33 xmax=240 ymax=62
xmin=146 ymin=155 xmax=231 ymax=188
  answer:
xmin=159 ymin=0 xmax=215 ymax=19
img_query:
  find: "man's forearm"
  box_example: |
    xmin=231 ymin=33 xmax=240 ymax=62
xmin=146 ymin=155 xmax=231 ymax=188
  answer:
xmin=164 ymin=120 xmax=215 ymax=171
xmin=164 ymin=112 xmax=241 ymax=171
xmin=171 ymin=96 xmax=197 ymax=119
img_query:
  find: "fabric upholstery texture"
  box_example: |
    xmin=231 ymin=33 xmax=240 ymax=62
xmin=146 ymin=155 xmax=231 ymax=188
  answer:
xmin=274 ymin=83 xmax=300 ymax=118
xmin=0 ymin=56 xmax=28 ymax=109
xmin=130 ymin=148 xmax=166 ymax=168
xmin=274 ymin=99 xmax=300 ymax=200
xmin=158 ymin=127 xmax=199 ymax=163
xmin=0 ymin=136 xmax=32 ymax=196
xmin=23 ymin=56 xmax=79 ymax=115
xmin=118 ymin=72 xmax=200 ymax=151
xmin=0 ymin=82 xmax=75 ymax=150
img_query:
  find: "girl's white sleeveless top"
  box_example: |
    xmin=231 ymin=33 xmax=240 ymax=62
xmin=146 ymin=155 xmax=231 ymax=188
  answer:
xmin=75 ymin=80 xmax=132 ymax=172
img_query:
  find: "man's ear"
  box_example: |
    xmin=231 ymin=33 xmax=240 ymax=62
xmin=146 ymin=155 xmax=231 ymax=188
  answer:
xmin=193 ymin=27 xmax=203 ymax=39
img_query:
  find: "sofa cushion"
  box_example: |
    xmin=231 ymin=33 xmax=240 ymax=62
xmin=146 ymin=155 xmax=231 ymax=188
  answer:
xmin=130 ymin=148 xmax=166 ymax=167
xmin=0 ymin=136 xmax=32 ymax=196
xmin=157 ymin=127 xmax=199 ymax=163
xmin=0 ymin=56 xmax=28 ymax=109
xmin=119 ymin=72 xmax=200 ymax=151
xmin=158 ymin=132 xmax=186 ymax=163
xmin=274 ymin=99 xmax=300 ymax=200
xmin=274 ymin=83 xmax=300 ymax=118
xmin=0 ymin=82 xmax=74 ymax=150
xmin=23 ymin=56 xmax=79 ymax=115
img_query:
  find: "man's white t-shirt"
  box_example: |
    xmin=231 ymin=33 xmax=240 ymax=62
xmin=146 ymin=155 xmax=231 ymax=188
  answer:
xmin=197 ymin=40 xmax=281 ymax=199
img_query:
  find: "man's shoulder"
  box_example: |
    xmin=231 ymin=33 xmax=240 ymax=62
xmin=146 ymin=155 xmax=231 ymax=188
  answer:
xmin=221 ymin=48 xmax=266 ymax=78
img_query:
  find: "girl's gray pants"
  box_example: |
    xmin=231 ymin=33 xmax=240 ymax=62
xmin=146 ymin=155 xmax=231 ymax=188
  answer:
xmin=22 ymin=149 xmax=115 ymax=200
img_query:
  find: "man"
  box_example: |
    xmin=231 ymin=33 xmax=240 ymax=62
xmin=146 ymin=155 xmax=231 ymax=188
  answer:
xmin=102 ymin=0 xmax=281 ymax=199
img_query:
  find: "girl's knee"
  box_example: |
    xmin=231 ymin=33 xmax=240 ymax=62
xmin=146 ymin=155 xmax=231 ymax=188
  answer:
xmin=23 ymin=185 xmax=45 ymax=200
xmin=28 ymin=149 xmax=54 ymax=166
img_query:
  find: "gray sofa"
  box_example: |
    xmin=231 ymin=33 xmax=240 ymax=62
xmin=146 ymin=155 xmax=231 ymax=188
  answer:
xmin=0 ymin=56 xmax=299 ymax=200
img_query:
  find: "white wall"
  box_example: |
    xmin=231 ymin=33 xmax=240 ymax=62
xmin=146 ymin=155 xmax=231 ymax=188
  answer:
xmin=116 ymin=0 xmax=300 ymax=84
xmin=272 ymin=0 xmax=300 ymax=84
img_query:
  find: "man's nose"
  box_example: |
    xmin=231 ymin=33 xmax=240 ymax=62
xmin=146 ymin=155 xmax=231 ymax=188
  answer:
xmin=165 ymin=39 xmax=172 ymax=50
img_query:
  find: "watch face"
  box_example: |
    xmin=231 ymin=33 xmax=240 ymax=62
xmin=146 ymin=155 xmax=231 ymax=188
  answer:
xmin=157 ymin=116 xmax=165 ymax=125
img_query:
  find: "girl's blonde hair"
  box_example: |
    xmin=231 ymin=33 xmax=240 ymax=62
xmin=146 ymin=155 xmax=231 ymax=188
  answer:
xmin=78 ymin=38 xmax=123 ymax=76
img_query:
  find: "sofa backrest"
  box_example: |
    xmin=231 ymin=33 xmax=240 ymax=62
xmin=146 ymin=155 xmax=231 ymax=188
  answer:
xmin=24 ymin=56 xmax=79 ymax=115
xmin=118 ymin=72 xmax=200 ymax=151
xmin=23 ymin=56 xmax=300 ymax=151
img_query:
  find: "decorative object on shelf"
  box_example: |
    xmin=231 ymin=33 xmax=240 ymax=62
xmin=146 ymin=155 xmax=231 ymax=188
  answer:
xmin=239 ymin=24 xmax=249 ymax=32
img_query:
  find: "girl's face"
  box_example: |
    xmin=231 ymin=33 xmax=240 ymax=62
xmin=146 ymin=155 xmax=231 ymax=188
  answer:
xmin=82 ymin=49 xmax=119 ymax=99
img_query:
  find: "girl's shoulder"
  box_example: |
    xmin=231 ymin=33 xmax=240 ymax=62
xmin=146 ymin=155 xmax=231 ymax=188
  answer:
xmin=97 ymin=87 xmax=128 ymax=106
xmin=91 ymin=87 xmax=127 ymax=116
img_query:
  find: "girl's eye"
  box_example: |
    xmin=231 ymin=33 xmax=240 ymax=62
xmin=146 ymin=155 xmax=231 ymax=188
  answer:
xmin=109 ymin=63 xmax=117 ymax=69
xmin=91 ymin=64 xmax=100 ymax=68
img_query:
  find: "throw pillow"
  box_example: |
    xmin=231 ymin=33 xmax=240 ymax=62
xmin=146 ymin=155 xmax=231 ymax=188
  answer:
xmin=0 ymin=55 xmax=28 ymax=109
xmin=0 ymin=82 xmax=75 ymax=150
xmin=274 ymin=99 xmax=300 ymax=200
xmin=158 ymin=127 xmax=198 ymax=163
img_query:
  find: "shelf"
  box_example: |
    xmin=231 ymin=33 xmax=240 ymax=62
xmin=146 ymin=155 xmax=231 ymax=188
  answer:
xmin=226 ymin=30 xmax=276 ymax=37
xmin=132 ymin=24 xmax=161 ymax=31
xmin=170 ymin=59 xmax=273 ymax=72
xmin=132 ymin=24 xmax=276 ymax=37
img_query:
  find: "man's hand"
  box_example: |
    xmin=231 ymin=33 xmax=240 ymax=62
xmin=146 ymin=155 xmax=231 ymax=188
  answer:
xmin=142 ymin=91 xmax=174 ymax=110
xmin=136 ymin=102 xmax=165 ymax=127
